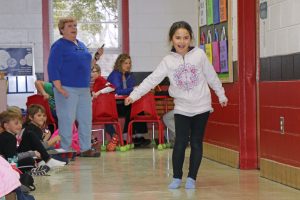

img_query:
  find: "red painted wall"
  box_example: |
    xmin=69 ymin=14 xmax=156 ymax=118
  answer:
xmin=260 ymin=81 xmax=300 ymax=167
xmin=205 ymin=83 xmax=240 ymax=151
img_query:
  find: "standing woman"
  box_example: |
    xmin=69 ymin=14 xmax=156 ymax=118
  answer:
xmin=47 ymin=17 xmax=100 ymax=157
xmin=125 ymin=21 xmax=228 ymax=189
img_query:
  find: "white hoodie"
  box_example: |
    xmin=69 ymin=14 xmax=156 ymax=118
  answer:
xmin=129 ymin=47 xmax=228 ymax=114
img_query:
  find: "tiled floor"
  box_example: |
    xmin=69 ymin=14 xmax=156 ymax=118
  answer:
xmin=32 ymin=148 xmax=300 ymax=200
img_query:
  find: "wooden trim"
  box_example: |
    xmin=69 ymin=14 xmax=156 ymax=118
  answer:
xmin=260 ymin=158 xmax=300 ymax=189
xmin=203 ymin=142 xmax=239 ymax=168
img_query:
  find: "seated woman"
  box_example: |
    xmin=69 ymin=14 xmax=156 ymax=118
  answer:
xmin=107 ymin=54 xmax=150 ymax=147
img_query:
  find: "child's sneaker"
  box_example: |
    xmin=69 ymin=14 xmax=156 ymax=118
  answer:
xmin=30 ymin=165 xmax=50 ymax=176
xmin=106 ymin=135 xmax=118 ymax=151
xmin=46 ymin=158 xmax=66 ymax=169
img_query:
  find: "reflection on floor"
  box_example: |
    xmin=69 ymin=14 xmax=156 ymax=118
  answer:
xmin=32 ymin=148 xmax=300 ymax=200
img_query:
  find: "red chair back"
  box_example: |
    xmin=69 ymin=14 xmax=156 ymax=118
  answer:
xmin=92 ymin=93 xmax=119 ymax=122
xmin=26 ymin=94 xmax=56 ymax=129
xmin=130 ymin=92 xmax=159 ymax=120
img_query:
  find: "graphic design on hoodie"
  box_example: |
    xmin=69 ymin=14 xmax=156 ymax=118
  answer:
xmin=173 ymin=63 xmax=200 ymax=91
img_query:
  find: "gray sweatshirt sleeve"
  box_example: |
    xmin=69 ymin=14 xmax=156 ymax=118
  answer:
xmin=17 ymin=151 xmax=36 ymax=160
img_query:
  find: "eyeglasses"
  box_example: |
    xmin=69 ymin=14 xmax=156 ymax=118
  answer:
xmin=92 ymin=70 xmax=99 ymax=73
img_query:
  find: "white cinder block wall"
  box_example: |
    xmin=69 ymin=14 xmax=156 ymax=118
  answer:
xmin=129 ymin=0 xmax=238 ymax=72
xmin=0 ymin=0 xmax=43 ymax=73
xmin=0 ymin=0 xmax=43 ymax=109
xmin=260 ymin=0 xmax=300 ymax=57
xmin=128 ymin=0 xmax=198 ymax=71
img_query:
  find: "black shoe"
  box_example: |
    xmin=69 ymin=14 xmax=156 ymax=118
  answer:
xmin=133 ymin=137 xmax=143 ymax=145
xmin=80 ymin=149 xmax=100 ymax=157
xmin=140 ymin=138 xmax=151 ymax=147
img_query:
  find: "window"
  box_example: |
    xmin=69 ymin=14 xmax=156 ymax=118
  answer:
xmin=50 ymin=0 xmax=122 ymax=76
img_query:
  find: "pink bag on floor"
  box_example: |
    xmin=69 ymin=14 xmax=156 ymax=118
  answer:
xmin=51 ymin=123 xmax=80 ymax=153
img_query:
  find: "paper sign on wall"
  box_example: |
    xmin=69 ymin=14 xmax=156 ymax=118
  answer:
xmin=219 ymin=0 xmax=227 ymax=22
xmin=199 ymin=0 xmax=207 ymax=26
xmin=206 ymin=0 xmax=214 ymax=25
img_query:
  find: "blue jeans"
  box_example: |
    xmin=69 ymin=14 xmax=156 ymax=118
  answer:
xmin=54 ymin=86 xmax=92 ymax=152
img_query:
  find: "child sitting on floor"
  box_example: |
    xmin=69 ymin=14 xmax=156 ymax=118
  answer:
xmin=18 ymin=104 xmax=66 ymax=169
xmin=0 ymin=110 xmax=43 ymax=174
xmin=91 ymin=64 xmax=118 ymax=151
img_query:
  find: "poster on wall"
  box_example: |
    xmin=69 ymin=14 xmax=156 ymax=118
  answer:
xmin=199 ymin=0 xmax=207 ymax=26
xmin=0 ymin=46 xmax=33 ymax=76
xmin=198 ymin=0 xmax=233 ymax=83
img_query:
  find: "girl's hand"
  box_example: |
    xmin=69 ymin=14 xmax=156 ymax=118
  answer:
xmin=92 ymin=91 xmax=101 ymax=98
xmin=124 ymin=97 xmax=134 ymax=106
xmin=42 ymin=130 xmax=51 ymax=141
xmin=47 ymin=135 xmax=60 ymax=146
xmin=220 ymin=100 xmax=228 ymax=107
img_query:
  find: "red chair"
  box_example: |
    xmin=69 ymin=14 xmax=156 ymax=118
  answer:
xmin=127 ymin=92 xmax=164 ymax=145
xmin=92 ymin=93 xmax=124 ymax=146
xmin=26 ymin=94 xmax=57 ymax=131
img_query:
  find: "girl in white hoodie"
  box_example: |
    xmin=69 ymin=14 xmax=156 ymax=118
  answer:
xmin=125 ymin=21 xmax=228 ymax=189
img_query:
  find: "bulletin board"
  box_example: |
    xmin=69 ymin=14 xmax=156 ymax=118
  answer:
xmin=0 ymin=44 xmax=35 ymax=93
xmin=0 ymin=45 xmax=33 ymax=76
xmin=198 ymin=0 xmax=233 ymax=83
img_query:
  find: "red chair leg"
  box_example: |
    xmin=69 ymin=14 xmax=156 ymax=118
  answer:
xmin=159 ymin=121 xmax=164 ymax=144
xmin=127 ymin=121 xmax=133 ymax=144
xmin=116 ymin=123 xmax=124 ymax=146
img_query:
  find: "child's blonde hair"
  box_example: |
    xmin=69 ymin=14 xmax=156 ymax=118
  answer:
xmin=0 ymin=110 xmax=22 ymax=129
xmin=7 ymin=106 xmax=22 ymax=116
xmin=91 ymin=64 xmax=101 ymax=73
